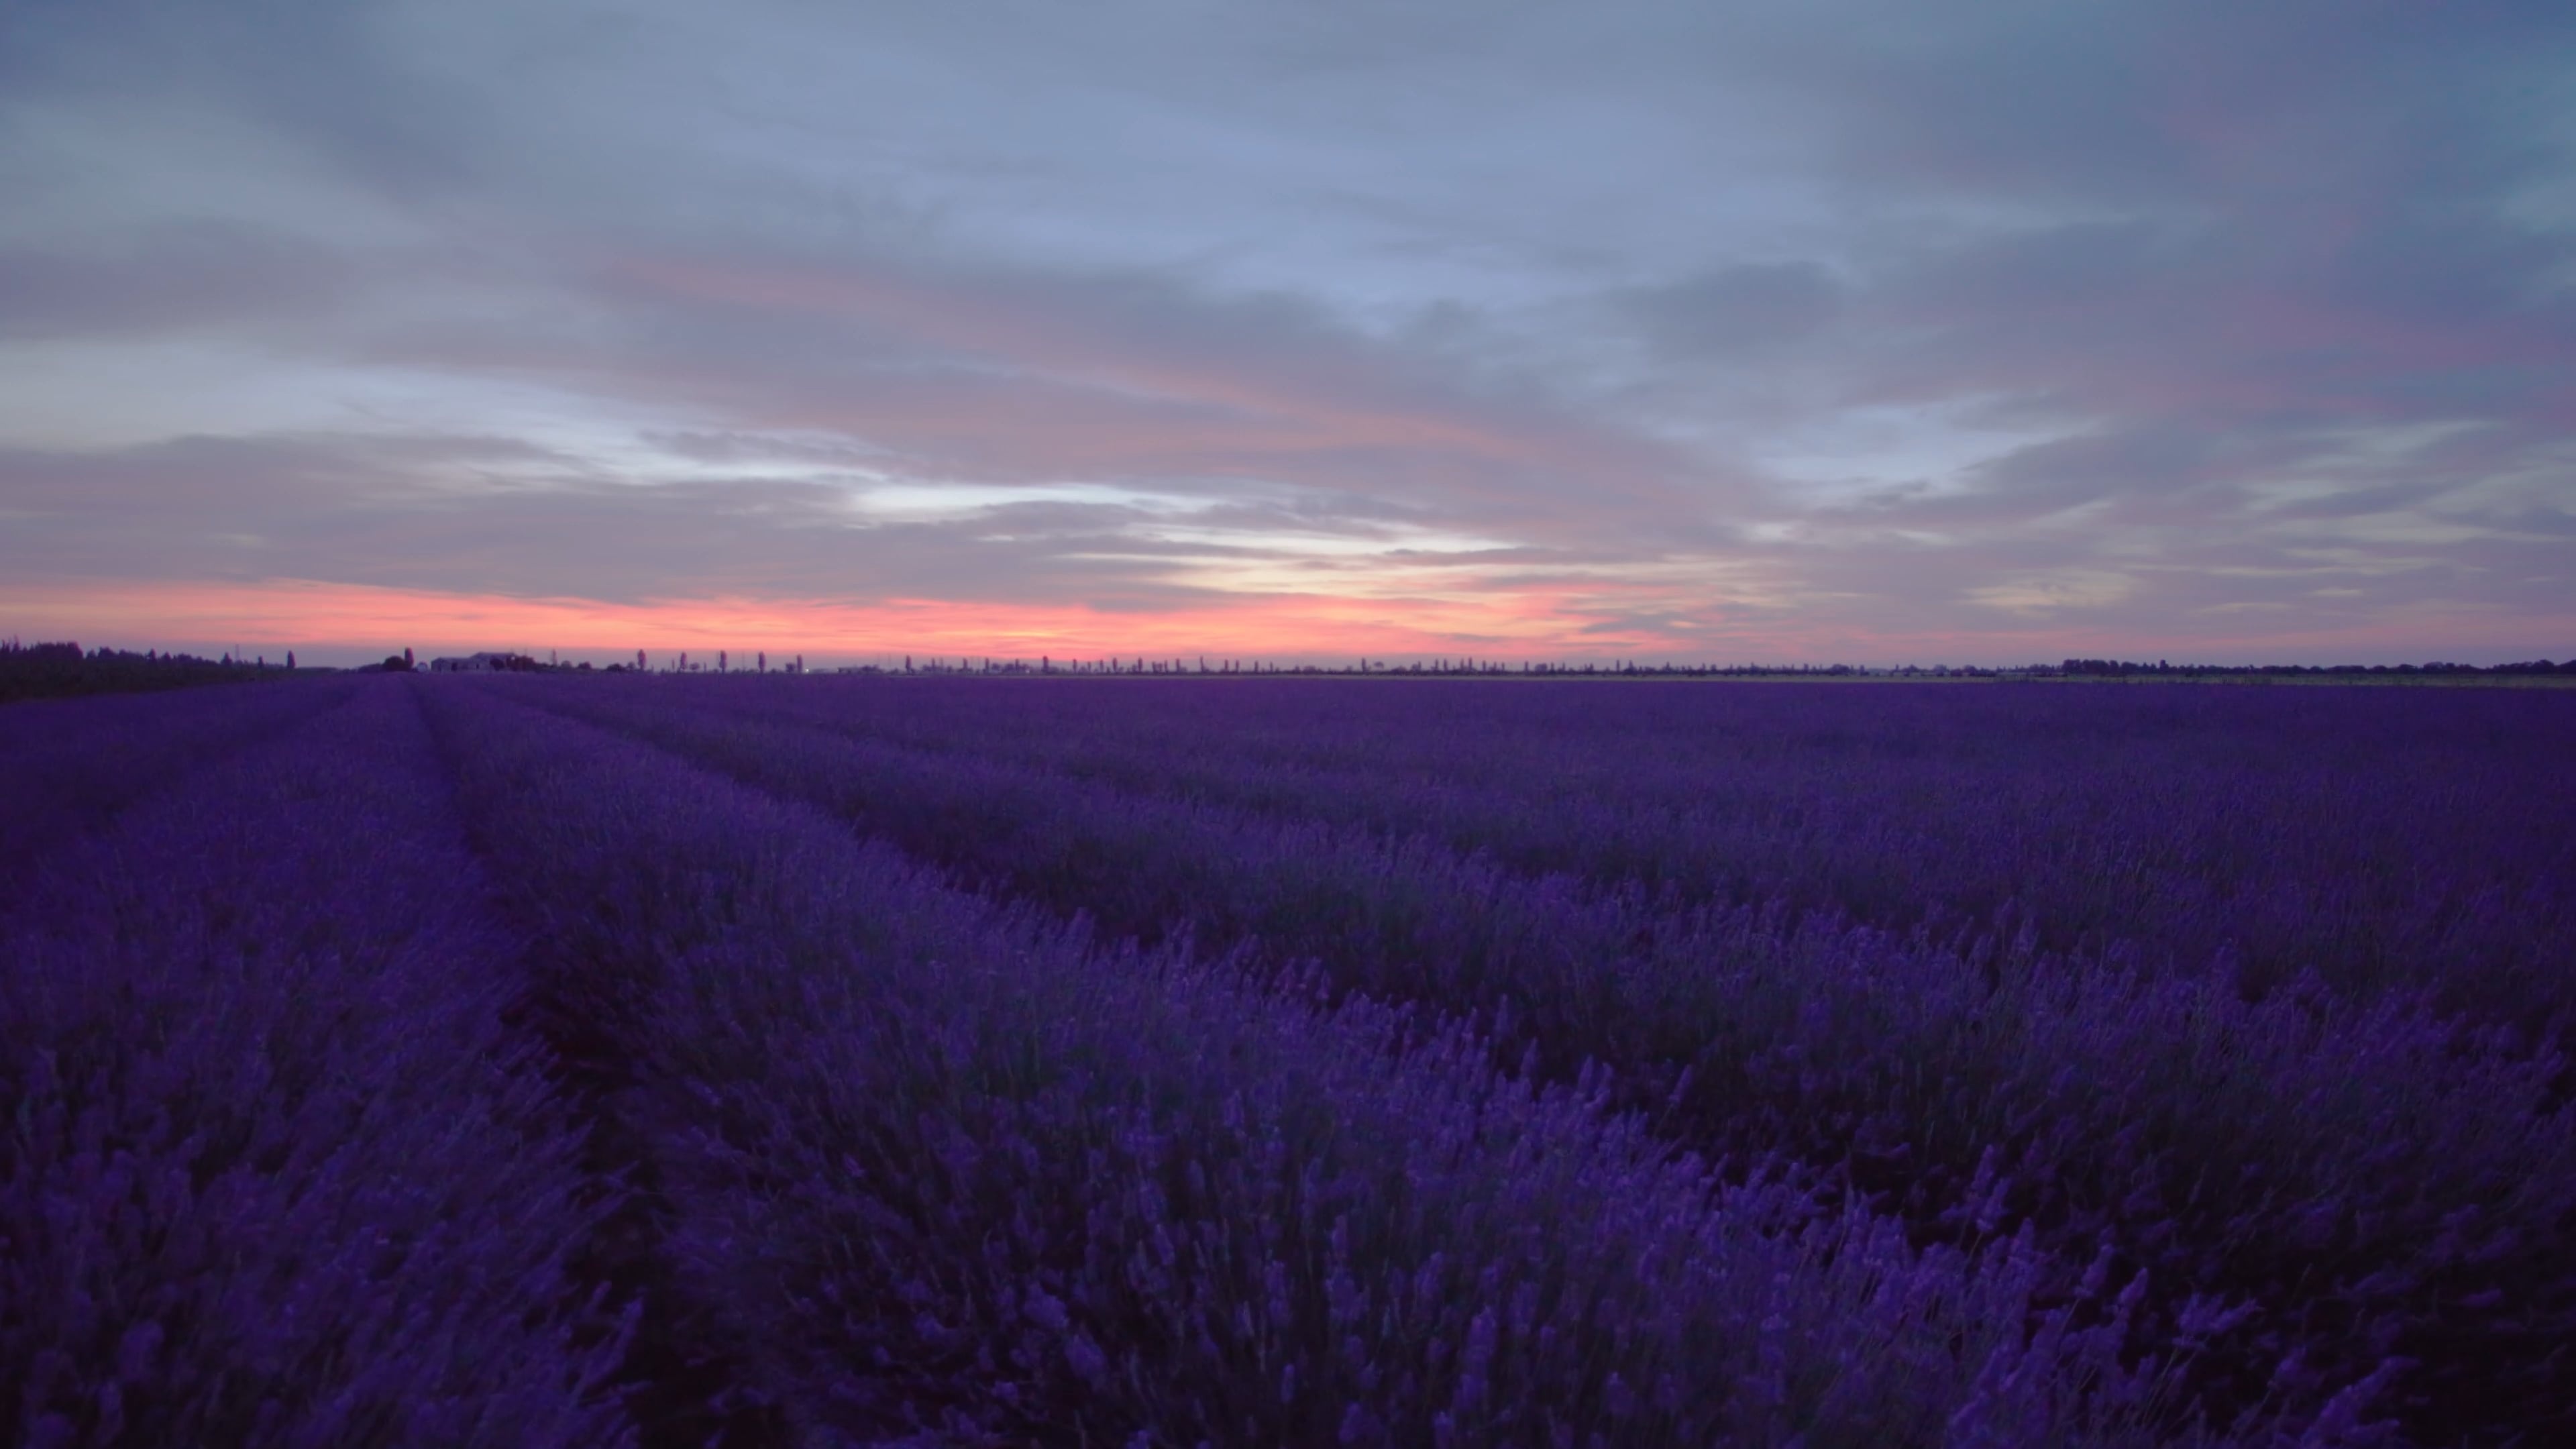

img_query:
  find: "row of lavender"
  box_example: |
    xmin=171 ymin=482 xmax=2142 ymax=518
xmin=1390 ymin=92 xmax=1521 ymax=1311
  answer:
xmin=1 ymin=682 xmax=636 ymax=1446
xmin=491 ymin=673 xmax=2576 ymax=1446
xmin=418 ymin=680 xmax=2264 ymax=1446
xmin=612 ymin=678 xmax=2576 ymax=1023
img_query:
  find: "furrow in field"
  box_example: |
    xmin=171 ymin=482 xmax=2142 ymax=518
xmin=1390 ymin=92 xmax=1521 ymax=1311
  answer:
xmin=502 ymin=675 xmax=2576 ymax=1446
xmin=411 ymin=680 xmax=793 ymax=1449
xmin=0 ymin=680 xmax=633 ymax=1447
xmin=419 ymin=677 xmax=2224 ymax=1448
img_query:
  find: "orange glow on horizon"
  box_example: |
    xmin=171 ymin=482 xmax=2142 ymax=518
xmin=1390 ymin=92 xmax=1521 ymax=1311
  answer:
xmin=5 ymin=576 xmax=2563 ymax=669
xmin=1 ymin=576 xmax=1627 ymax=665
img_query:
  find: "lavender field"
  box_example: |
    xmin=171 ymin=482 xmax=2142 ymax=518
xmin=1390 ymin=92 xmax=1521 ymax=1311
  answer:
xmin=6 ymin=674 xmax=2573 ymax=1448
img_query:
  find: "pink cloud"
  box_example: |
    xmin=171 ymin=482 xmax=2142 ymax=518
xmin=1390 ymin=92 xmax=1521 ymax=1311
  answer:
xmin=590 ymin=252 xmax=1699 ymax=523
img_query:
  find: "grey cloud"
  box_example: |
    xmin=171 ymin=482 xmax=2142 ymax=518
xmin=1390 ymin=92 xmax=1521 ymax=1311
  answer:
xmin=0 ymin=433 xmax=1252 ymax=606
xmin=642 ymin=431 xmax=897 ymax=467
xmin=1630 ymin=262 xmax=1842 ymax=356
xmin=1947 ymin=426 xmax=2236 ymax=518
xmin=0 ymin=225 xmax=356 ymax=339
xmin=1885 ymin=221 xmax=2182 ymax=321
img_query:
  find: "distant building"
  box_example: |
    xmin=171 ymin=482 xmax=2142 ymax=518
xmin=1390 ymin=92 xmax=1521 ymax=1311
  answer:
xmin=429 ymin=652 xmax=537 ymax=673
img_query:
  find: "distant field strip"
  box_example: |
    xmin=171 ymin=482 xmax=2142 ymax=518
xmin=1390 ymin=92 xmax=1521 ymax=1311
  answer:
xmin=584 ymin=676 xmax=2576 ymax=1016
xmin=0 ymin=676 xmax=353 ymax=881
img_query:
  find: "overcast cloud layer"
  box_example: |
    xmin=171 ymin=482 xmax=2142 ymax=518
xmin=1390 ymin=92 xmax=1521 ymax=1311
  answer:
xmin=3 ymin=0 xmax=2571 ymax=663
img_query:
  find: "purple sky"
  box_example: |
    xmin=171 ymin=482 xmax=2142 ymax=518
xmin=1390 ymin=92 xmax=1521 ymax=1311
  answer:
xmin=2 ymin=0 xmax=2570 ymax=665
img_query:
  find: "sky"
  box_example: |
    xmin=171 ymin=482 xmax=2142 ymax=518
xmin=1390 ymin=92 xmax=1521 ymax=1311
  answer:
xmin=2 ymin=0 xmax=2571 ymax=667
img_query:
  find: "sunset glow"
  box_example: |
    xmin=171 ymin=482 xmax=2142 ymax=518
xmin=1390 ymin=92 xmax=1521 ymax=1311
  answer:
xmin=3 ymin=1 xmax=2569 ymax=663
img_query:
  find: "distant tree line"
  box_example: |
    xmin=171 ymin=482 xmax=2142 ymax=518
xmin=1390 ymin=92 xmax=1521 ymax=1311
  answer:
xmin=0 ymin=639 xmax=292 ymax=704
xmin=865 ymin=656 xmax=1919 ymax=678
xmin=323 ymin=644 xmax=2576 ymax=683
xmin=2055 ymin=657 xmax=2576 ymax=679
xmin=790 ymin=655 xmax=2576 ymax=682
